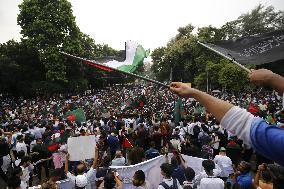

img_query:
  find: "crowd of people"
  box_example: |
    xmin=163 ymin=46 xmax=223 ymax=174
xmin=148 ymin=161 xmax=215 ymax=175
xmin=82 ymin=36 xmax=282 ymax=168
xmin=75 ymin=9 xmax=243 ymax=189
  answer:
xmin=0 ymin=69 xmax=283 ymax=189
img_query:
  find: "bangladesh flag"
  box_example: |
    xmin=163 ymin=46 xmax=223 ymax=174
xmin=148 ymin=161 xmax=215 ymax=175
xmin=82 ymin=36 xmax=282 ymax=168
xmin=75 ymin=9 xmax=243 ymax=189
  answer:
xmin=62 ymin=41 xmax=149 ymax=74
xmin=65 ymin=108 xmax=86 ymax=123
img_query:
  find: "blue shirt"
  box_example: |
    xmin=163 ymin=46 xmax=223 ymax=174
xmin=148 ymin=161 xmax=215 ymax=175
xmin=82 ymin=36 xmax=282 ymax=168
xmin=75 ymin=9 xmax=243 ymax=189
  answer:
xmin=172 ymin=165 xmax=186 ymax=185
xmin=145 ymin=148 xmax=160 ymax=159
xmin=237 ymin=172 xmax=252 ymax=189
xmin=250 ymin=118 xmax=284 ymax=166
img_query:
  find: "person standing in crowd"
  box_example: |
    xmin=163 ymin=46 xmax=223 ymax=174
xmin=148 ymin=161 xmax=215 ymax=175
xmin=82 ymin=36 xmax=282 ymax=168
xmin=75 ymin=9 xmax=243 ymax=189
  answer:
xmin=111 ymin=150 xmax=126 ymax=166
xmin=31 ymin=137 xmax=51 ymax=181
xmin=98 ymin=171 xmax=123 ymax=189
xmin=233 ymin=161 xmax=252 ymax=189
xmin=158 ymin=163 xmax=183 ymax=189
xmin=253 ymin=163 xmax=273 ymax=189
xmin=107 ymin=131 xmax=120 ymax=159
xmin=65 ymin=146 xmax=99 ymax=189
xmin=132 ymin=170 xmax=151 ymax=189
xmin=213 ymin=147 xmax=234 ymax=180
xmin=195 ymin=160 xmax=224 ymax=189
xmin=145 ymin=141 xmax=160 ymax=159
xmin=183 ymin=167 xmax=195 ymax=188
xmin=171 ymin=153 xmax=187 ymax=185
xmin=19 ymin=156 xmax=33 ymax=189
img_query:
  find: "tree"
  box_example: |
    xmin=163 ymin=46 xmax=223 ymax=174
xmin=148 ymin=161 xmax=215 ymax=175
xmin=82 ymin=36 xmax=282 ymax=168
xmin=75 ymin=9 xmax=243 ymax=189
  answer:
xmin=18 ymin=0 xmax=82 ymax=82
xmin=221 ymin=4 xmax=284 ymax=39
xmin=218 ymin=62 xmax=250 ymax=91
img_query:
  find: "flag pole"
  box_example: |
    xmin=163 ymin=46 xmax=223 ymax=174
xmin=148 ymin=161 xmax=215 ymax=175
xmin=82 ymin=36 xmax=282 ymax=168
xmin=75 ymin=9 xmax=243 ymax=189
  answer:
xmin=60 ymin=52 xmax=170 ymax=88
xmin=198 ymin=41 xmax=251 ymax=73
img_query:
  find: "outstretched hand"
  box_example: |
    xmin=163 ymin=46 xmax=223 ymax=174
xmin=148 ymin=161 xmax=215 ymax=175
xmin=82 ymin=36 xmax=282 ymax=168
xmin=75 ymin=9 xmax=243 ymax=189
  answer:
xmin=170 ymin=82 xmax=196 ymax=98
xmin=248 ymin=69 xmax=274 ymax=86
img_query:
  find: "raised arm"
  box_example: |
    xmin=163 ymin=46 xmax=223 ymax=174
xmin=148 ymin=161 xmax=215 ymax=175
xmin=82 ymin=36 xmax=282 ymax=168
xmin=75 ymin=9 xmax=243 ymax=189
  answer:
xmin=170 ymin=82 xmax=233 ymax=122
xmin=65 ymin=154 xmax=69 ymax=174
xmin=249 ymin=69 xmax=284 ymax=94
xmin=92 ymin=146 xmax=99 ymax=169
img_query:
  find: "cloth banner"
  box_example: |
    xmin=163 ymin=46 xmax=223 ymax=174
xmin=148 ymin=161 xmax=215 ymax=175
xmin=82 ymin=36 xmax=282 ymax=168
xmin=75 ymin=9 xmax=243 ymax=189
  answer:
xmin=67 ymin=136 xmax=96 ymax=161
xmin=28 ymin=154 xmax=205 ymax=189
xmin=202 ymin=30 xmax=284 ymax=65
xmin=110 ymin=154 xmax=205 ymax=189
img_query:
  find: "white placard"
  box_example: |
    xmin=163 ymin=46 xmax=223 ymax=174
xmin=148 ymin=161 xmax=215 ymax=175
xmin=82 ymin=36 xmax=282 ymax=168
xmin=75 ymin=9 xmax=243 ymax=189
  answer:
xmin=67 ymin=135 xmax=96 ymax=161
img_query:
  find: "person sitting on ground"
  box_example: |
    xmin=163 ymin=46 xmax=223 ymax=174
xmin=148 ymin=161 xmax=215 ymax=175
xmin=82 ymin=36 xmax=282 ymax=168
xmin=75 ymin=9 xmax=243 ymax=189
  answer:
xmin=132 ymin=170 xmax=151 ymax=189
xmin=170 ymin=69 xmax=284 ymax=167
xmin=111 ymin=150 xmax=125 ymax=166
xmin=183 ymin=167 xmax=195 ymax=188
xmin=145 ymin=141 xmax=160 ymax=159
xmin=158 ymin=162 xmax=183 ymax=189
xmin=65 ymin=146 xmax=99 ymax=189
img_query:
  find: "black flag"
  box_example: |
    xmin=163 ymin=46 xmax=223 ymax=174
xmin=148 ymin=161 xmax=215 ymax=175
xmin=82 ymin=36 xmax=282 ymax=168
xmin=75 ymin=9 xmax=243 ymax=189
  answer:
xmin=201 ymin=30 xmax=284 ymax=65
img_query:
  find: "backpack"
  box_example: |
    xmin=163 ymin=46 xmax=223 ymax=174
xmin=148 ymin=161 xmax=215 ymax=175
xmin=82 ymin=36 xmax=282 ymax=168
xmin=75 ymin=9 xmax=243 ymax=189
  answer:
xmin=159 ymin=178 xmax=178 ymax=189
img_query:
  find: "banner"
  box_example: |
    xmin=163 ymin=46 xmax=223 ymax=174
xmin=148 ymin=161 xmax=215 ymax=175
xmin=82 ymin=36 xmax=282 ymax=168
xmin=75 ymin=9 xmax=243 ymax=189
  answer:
xmin=110 ymin=154 xmax=205 ymax=189
xmin=67 ymin=136 xmax=96 ymax=161
xmin=201 ymin=30 xmax=284 ymax=65
xmin=38 ymin=154 xmax=205 ymax=189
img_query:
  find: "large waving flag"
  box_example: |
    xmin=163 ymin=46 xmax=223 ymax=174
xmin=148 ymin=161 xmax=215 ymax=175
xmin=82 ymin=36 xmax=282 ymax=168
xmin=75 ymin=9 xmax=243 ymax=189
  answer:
xmin=61 ymin=41 xmax=168 ymax=87
xmin=93 ymin=41 xmax=150 ymax=73
xmin=198 ymin=30 xmax=284 ymax=72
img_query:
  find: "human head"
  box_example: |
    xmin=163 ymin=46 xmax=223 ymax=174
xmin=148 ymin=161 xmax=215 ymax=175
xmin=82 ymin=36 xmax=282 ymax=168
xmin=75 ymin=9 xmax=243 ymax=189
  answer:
xmin=76 ymin=162 xmax=87 ymax=175
xmin=16 ymin=150 xmax=25 ymax=160
xmin=12 ymin=166 xmax=23 ymax=177
xmin=49 ymin=168 xmax=62 ymax=182
xmin=184 ymin=167 xmax=195 ymax=182
xmin=41 ymin=180 xmax=59 ymax=189
xmin=267 ymin=164 xmax=284 ymax=189
xmin=36 ymin=138 xmax=43 ymax=144
xmin=132 ymin=170 xmax=145 ymax=186
xmin=20 ymin=156 xmax=32 ymax=167
xmin=7 ymin=176 xmax=21 ymax=189
xmin=202 ymin=160 xmax=215 ymax=175
xmin=160 ymin=163 xmax=173 ymax=178
xmin=219 ymin=147 xmax=226 ymax=155
xmin=115 ymin=150 xmax=122 ymax=158
xmin=237 ymin=161 xmax=251 ymax=174
xmin=171 ymin=156 xmax=179 ymax=168
xmin=103 ymin=172 xmax=116 ymax=189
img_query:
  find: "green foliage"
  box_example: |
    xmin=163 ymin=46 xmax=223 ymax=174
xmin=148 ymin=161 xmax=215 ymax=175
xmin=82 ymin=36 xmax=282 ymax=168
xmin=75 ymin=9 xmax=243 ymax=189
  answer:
xmin=218 ymin=62 xmax=249 ymax=91
xmin=221 ymin=5 xmax=284 ymax=39
xmin=18 ymin=0 xmax=81 ymax=82
xmin=151 ymin=4 xmax=283 ymax=91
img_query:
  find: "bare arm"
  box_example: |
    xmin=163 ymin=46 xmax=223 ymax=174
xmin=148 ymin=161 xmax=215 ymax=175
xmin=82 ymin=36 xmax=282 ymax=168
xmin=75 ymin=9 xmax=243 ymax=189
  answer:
xmin=170 ymin=82 xmax=233 ymax=122
xmin=92 ymin=146 xmax=99 ymax=169
xmin=65 ymin=154 xmax=69 ymax=174
xmin=249 ymin=69 xmax=284 ymax=94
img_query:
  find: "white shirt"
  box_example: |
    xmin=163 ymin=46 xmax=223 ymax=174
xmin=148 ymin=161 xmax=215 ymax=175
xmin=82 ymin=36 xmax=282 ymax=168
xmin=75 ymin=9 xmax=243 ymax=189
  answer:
xmin=197 ymin=177 xmax=224 ymax=189
xmin=16 ymin=142 xmax=28 ymax=155
xmin=214 ymin=155 xmax=234 ymax=177
xmin=158 ymin=178 xmax=183 ymax=189
xmin=67 ymin=167 xmax=96 ymax=189
xmin=20 ymin=166 xmax=30 ymax=188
